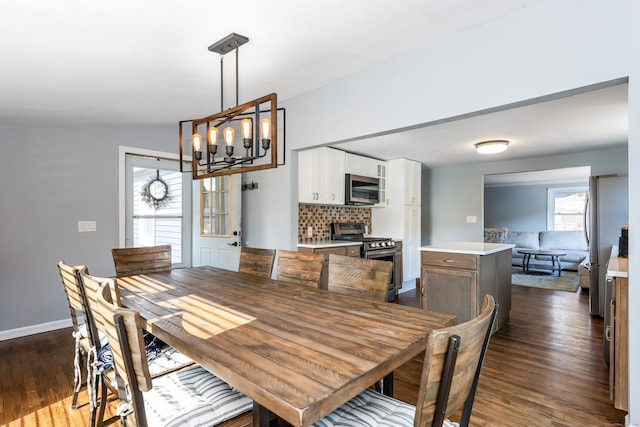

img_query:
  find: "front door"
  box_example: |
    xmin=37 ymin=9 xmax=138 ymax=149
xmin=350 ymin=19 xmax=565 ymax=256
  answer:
xmin=192 ymin=174 xmax=242 ymax=271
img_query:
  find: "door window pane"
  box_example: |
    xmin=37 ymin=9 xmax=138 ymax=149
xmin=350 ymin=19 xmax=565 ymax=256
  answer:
xmin=201 ymin=176 xmax=231 ymax=237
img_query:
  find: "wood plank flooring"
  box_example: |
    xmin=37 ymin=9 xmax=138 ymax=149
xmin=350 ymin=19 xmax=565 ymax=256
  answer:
xmin=0 ymin=284 xmax=627 ymax=426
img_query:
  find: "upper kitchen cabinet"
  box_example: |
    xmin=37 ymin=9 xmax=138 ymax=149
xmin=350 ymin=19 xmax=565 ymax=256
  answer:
xmin=345 ymin=153 xmax=378 ymax=177
xmin=298 ymin=147 xmax=345 ymax=205
xmin=404 ymin=159 xmax=421 ymax=205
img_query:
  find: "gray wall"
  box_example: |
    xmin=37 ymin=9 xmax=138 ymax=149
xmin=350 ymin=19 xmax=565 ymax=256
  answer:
xmin=484 ymin=182 xmax=589 ymax=233
xmin=425 ymin=146 xmax=627 ymax=245
xmin=0 ymin=127 xmax=175 ymax=332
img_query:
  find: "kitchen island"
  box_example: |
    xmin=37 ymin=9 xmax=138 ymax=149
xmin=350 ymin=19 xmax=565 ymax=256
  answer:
xmin=420 ymin=242 xmax=514 ymax=332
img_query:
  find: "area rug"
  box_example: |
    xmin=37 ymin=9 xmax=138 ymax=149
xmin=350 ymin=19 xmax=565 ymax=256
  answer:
xmin=511 ymin=270 xmax=580 ymax=292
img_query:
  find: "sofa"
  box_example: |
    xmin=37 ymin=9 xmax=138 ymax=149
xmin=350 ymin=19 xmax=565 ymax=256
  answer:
xmin=485 ymin=227 xmax=589 ymax=272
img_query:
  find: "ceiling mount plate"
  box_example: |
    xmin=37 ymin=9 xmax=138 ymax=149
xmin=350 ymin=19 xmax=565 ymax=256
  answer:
xmin=208 ymin=33 xmax=250 ymax=55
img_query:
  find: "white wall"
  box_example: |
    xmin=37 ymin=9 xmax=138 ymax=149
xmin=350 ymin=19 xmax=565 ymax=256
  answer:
xmin=627 ymin=1 xmax=639 ymax=424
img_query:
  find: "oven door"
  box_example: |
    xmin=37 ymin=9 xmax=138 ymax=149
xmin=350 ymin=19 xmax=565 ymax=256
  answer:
xmin=363 ymin=248 xmax=396 ymax=301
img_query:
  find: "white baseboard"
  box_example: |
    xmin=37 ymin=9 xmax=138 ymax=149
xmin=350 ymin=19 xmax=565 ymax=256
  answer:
xmin=0 ymin=319 xmax=72 ymax=341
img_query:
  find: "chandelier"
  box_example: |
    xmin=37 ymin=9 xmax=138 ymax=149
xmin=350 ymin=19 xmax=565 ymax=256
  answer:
xmin=179 ymin=33 xmax=280 ymax=179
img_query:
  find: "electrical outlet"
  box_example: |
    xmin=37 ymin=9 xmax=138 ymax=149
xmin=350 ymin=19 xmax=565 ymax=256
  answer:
xmin=307 ymin=227 xmax=313 ymax=238
xmin=466 ymin=215 xmax=478 ymax=224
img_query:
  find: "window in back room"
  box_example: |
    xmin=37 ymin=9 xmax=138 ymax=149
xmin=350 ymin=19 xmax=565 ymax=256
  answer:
xmin=547 ymin=186 xmax=588 ymax=231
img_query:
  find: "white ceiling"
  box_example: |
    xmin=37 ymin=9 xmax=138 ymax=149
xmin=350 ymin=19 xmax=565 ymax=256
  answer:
xmin=0 ymin=0 xmax=628 ymax=173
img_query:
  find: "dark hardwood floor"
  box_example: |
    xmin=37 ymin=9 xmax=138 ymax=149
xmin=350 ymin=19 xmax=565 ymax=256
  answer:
xmin=0 ymin=284 xmax=627 ymax=426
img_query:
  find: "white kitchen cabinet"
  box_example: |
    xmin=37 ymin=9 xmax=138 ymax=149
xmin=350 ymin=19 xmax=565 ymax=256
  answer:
xmin=345 ymin=153 xmax=378 ymax=177
xmin=404 ymin=159 xmax=421 ymax=205
xmin=298 ymin=147 xmax=345 ymax=205
xmin=374 ymin=161 xmax=388 ymax=207
xmin=371 ymin=158 xmax=422 ymax=284
xmin=403 ymin=205 xmax=421 ymax=281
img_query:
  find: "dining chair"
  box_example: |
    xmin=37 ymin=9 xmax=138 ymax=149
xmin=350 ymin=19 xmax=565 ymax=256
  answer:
xmin=238 ymin=246 xmax=276 ymax=278
xmin=327 ymin=254 xmax=392 ymax=302
xmin=276 ymin=249 xmax=325 ymax=288
xmin=59 ymin=261 xmax=118 ymax=427
xmin=111 ymin=244 xmax=172 ymax=277
xmin=93 ymin=280 xmax=253 ymax=427
xmin=78 ymin=271 xmax=194 ymax=427
xmin=310 ymin=294 xmax=498 ymax=427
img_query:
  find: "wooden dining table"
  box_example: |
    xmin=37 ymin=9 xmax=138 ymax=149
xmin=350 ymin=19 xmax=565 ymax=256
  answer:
xmin=116 ymin=266 xmax=456 ymax=427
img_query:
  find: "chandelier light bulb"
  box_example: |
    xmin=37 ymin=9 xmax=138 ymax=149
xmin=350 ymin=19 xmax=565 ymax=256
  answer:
xmin=208 ymin=127 xmax=219 ymax=146
xmin=260 ymin=118 xmax=271 ymax=140
xmin=223 ymin=126 xmax=235 ymax=146
xmin=192 ymin=133 xmax=203 ymax=152
xmin=240 ymin=118 xmax=252 ymax=140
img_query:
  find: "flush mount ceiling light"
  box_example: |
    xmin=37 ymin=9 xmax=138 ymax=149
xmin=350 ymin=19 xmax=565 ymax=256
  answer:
xmin=179 ymin=33 xmax=284 ymax=179
xmin=474 ymin=140 xmax=509 ymax=155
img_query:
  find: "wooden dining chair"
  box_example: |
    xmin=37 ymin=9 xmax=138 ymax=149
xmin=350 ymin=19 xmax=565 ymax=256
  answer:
xmin=327 ymin=254 xmax=392 ymax=302
xmin=310 ymin=294 xmax=498 ymax=427
xmin=238 ymin=246 xmax=276 ymax=278
xmin=276 ymin=249 xmax=325 ymax=288
xmin=93 ymin=280 xmax=253 ymax=427
xmin=111 ymin=245 xmax=172 ymax=277
xmin=79 ymin=272 xmax=194 ymax=427
xmin=59 ymin=261 xmax=119 ymax=427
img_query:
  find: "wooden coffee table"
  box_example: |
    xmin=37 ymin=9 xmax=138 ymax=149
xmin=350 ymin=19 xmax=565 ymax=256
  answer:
xmin=517 ymin=249 xmax=567 ymax=276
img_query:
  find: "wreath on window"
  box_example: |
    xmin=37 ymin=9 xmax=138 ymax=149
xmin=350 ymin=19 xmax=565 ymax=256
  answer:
xmin=141 ymin=170 xmax=173 ymax=211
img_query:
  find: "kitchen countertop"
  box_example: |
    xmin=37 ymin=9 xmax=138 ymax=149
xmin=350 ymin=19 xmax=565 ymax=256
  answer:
xmin=419 ymin=241 xmax=514 ymax=255
xmin=297 ymin=240 xmax=364 ymax=249
xmin=607 ymin=245 xmax=628 ymax=278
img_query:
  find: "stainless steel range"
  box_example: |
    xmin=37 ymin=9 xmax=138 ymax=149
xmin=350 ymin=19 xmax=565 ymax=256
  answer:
xmin=331 ymin=223 xmax=398 ymax=301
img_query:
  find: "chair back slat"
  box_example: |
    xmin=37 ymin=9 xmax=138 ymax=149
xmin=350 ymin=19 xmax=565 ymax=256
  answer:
xmin=276 ymin=250 xmax=324 ymax=288
xmin=57 ymin=261 xmax=89 ymax=332
xmin=79 ymin=272 xmax=121 ymax=333
xmin=112 ymin=245 xmax=172 ymax=277
xmin=238 ymin=247 xmax=276 ymax=278
xmin=414 ymin=294 xmax=496 ymax=426
xmin=95 ymin=281 xmax=153 ymax=393
xmin=327 ymin=254 xmax=392 ymax=302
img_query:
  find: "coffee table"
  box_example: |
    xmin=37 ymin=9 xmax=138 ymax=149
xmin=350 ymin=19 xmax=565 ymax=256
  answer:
xmin=517 ymin=249 xmax=567 ymax=276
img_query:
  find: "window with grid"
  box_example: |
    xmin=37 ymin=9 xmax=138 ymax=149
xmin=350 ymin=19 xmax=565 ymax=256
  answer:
xmin=201 ymin=176 xmax=231 ymax=237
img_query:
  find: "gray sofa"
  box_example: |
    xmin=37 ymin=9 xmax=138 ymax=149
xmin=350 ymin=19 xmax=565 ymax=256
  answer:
xmin=485 ymin=228 xmax=589 ymax=272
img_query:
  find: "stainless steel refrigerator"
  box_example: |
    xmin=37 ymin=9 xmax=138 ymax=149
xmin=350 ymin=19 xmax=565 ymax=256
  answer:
xmin=586 ymin=175 xmax=628 ymax=318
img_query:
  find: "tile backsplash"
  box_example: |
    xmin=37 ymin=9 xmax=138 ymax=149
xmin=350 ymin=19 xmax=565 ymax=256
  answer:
xmin=298 ymin=204 xmax=372 ymax=242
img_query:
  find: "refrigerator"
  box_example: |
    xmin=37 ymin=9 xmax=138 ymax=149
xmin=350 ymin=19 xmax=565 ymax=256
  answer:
xmin=586 ymin=175 xmax=628 ymax=318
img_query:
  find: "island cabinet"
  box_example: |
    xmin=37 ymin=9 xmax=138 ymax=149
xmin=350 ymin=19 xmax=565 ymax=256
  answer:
xmin=298 ymin=243 xmax=361 ymax=290
xmin=420 ymin=242 xmax=513 ymax=333
xmin=606 ymin=248 xmax=628 ymax=412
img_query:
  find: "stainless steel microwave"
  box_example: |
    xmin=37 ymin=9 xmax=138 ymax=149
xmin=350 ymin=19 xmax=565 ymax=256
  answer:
xmin=345 ymin=174 xmax=379 ymax=205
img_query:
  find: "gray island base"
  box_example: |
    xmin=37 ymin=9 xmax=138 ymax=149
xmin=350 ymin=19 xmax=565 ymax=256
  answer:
xmin=420 ymin=242 xmax=514 ymax=333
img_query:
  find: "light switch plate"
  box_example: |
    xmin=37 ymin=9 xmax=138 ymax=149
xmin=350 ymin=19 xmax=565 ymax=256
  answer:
xmin=78 ymin=220 xmax=97 ymax=232
xmin=466 ymin=215 xmax=478 ymax=224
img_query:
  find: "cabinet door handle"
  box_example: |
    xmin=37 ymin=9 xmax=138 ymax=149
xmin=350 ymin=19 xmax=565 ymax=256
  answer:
xmin=444 ymin=259 xmax=454 ymax=263
xmin=605 ymin=325 xmax=611 ymax=342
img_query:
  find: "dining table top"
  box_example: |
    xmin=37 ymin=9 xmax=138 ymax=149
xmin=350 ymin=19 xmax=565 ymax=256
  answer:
xmin=116 ymin=265 xmax=456 ymax=427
